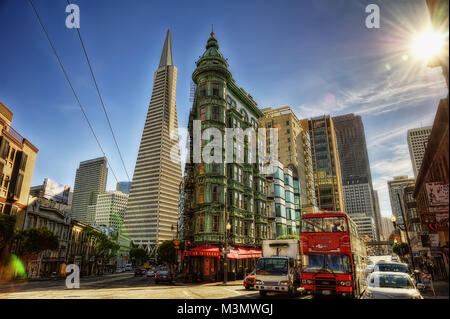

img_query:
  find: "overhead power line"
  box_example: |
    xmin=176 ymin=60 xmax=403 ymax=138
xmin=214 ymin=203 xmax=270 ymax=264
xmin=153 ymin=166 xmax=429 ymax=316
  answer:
xmin=28 ymin=0 xmax=119 ymax=183
xmin=66 ymin=0 xmax=131 ymax=182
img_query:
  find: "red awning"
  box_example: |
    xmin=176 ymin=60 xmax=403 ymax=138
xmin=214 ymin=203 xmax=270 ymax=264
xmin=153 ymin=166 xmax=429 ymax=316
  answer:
xmin=182 ymin=246 xmax=262 ymax=259
xmin=183 ymin=245 xmax=221 ymax=258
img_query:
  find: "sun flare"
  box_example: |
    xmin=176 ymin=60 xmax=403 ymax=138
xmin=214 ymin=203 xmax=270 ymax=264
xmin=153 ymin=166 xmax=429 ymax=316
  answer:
xmin=410 ymin=29 xmax=447 ymax=63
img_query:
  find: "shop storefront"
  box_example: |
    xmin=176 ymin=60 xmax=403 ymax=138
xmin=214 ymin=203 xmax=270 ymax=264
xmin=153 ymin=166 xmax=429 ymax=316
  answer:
xmin=182 ymin=246 xmax=261 ymax=282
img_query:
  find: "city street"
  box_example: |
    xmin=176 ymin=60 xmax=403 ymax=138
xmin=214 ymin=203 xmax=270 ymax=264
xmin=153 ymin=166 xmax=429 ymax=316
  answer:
xmin=0 ymin=273 xmax=311 ymax=299
xmin=1 ymin=272 xmax=448 ymax=299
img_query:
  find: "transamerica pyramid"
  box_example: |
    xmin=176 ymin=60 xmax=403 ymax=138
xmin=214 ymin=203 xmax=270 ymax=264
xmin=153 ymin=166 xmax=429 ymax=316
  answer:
xmin=125 ymin=30 xmax=182 ymax=256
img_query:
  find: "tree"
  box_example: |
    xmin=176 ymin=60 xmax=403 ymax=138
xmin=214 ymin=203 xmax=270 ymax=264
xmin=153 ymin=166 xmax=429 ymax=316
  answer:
xmin=277 ymin=234 xmax=299 ymax=240
xmin=157 ymin=240 xmax=177 ymax=272
xmin=84 ymin=230 xmax=120 ymax=275
xmin=0 ymin=214 xmax=18 ymax=253
xmin=129 ymin=248 xmax=148 ymax=265
xmin=17 ymin=227 xmax=59 ymax=256
xmin=392 ymin=242 xmax=410 ymax=261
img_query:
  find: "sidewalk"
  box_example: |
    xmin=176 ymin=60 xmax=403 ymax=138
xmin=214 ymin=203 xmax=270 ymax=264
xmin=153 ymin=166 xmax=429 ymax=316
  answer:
xmin=422 ymin=280 xmax=449 ymax=299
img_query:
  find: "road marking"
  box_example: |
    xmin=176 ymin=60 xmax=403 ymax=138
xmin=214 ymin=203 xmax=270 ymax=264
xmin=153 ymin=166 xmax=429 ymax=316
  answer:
xmin=223 ymin=287 xmax=242 ymax=295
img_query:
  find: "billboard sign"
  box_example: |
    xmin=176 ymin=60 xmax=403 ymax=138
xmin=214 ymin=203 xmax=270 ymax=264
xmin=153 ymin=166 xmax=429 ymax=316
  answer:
xmin=426 ymin=182 xmax=449 ymax=206
xmin=43 ymin=178 xmax=70 ymax=204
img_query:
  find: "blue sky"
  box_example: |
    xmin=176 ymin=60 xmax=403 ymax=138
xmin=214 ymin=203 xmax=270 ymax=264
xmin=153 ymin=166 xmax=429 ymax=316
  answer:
xmin=0 ymin=0 xmax=447 ymax=218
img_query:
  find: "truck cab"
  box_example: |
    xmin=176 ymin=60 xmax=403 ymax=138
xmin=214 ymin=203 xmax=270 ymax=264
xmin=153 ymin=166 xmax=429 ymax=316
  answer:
xmin=254 ymin=240 xmax=301 ymax=296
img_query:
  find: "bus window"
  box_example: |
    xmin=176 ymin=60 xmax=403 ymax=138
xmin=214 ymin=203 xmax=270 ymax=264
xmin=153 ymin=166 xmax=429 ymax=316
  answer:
xmin=323 ymin=217 xmax=347 ymax=232
xmin=301 ymin=218 xmax=323 ymax=232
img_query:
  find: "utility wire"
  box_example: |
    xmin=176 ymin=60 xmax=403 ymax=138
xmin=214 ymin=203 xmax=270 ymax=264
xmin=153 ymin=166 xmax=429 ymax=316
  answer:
xmin=66 ymin=0 xmax=131 ymax=182
xmin=28 ymin=0 xmax=119 ymax=183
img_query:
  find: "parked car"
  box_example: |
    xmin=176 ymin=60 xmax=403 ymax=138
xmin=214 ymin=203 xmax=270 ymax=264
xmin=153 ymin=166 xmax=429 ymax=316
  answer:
xmin=155 ymin=270 xmax=173 ymax=284
xmin=146 ymin=270 xmax=155 ymax=277
xmin=243 ymin=271 xmax=256 ymax=290
xmin=125 ymin=264 xmax=133 ymax=271
xmin=391 ymin=254 xmax=399 ymax=262
xmin=362 ymin=271 xmax=424 ymax=299
xmin=134 ymin=268 xmax=147 ymax=276
xmin=115 ymin=267 xmax=124 ymax=273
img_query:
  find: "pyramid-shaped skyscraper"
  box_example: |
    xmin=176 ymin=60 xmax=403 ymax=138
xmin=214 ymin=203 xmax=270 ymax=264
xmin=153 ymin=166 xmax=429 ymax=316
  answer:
xmin=125 ymin=30 xmax=182 ymax=255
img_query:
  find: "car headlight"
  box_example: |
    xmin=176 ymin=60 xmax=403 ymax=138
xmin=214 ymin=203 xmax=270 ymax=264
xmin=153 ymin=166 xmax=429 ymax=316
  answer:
xmin=339 ymin=281 xmax=352 ymax=286
xmin=302 ymin=279 xmax=314 ymax=285
xmin=280 ymin=280 xmax=291 ymax=285
xmin=255 ymin=280 xmax=262 ymax=285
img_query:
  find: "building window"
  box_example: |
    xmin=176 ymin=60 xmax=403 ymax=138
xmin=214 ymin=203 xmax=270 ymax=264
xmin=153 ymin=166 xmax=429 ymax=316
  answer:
xmin=198 ymin=185 xmax=205 ymax=204
xmin=212 ymin=106 xmax=220 ymax=121
xmin=212 ymin=185 xmax=220 ymax=202
xmin=212 ymin=83 xmax=220 ymax=96
xmin=286 ymin=121 xmax=289 ymax=126
xmin=200 ymin=84 xmax=207 ymax=97
xmin=212 ymin=215 xmax=219 ymax=232
xmin=197 ymin=215 xmax=204 ymax=233
xmin=200 ymin=107 xmax=206 ymax=121
xmin=212 ymin=163 xmax=220 ymax=174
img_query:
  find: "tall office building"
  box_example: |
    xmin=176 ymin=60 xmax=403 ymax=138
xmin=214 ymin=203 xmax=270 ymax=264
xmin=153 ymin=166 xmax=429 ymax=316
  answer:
xmin=333 ymin=114 xmax=379 ymax=240
xmin=302 ymin=116 xmax=344 ymax=212
xmin=71 ymin=157 xmax=108 ymax=224
xmin=407 ymin=127 xmax=432 ymax=178
xmin=259 ymin=106 xmax=317 ymax=209
xmin=116 ymin=181 xmax=132 ymax=194
xmin=387 ymin=175 xmax=415 ymax=227
xmin=373 ymin=190 xmax=383 ymax=240
xmin=350 ymin=213 xmax=377 ymax=241
xmin=125 ymin=30 xmax=182 ymax=255
xmin=380 ymin=216 xmax=395 ymax=241
xmin=95 ymin=191 xmax=129 ymax=229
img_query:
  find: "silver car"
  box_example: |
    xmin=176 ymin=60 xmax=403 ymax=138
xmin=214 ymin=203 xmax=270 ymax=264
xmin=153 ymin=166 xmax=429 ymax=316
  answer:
xmin=362 ymin=271 xmax=424 ymax=299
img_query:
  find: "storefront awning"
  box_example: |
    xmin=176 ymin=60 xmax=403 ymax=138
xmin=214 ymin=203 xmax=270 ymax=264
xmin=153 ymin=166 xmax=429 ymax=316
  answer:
xmin=183 ymin=245 xmax=221 ymax=258
xmin=183 ymin=246 xmax=262 ymax=259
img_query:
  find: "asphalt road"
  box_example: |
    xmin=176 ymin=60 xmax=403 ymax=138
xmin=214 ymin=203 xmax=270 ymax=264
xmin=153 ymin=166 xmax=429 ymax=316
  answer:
xmin=0 ymin=273 xmax=311 ymax=299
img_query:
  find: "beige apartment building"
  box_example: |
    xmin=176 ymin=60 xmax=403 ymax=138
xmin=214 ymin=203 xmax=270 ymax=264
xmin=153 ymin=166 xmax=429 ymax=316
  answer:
xmin=0 ymin=102 xmax=38 ymax=228
xmin=259 ymin=106 xmax=317 ymax=210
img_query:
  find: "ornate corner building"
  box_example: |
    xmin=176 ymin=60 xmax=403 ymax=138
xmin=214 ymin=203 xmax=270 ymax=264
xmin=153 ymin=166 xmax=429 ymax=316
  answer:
xmin=180 ymin=32 xmax=268 ymax=282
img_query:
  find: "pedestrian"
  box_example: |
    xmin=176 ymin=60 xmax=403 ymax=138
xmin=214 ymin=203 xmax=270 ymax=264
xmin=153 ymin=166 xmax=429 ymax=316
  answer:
xmin=426 ymin=261 xmax=434 ymax=281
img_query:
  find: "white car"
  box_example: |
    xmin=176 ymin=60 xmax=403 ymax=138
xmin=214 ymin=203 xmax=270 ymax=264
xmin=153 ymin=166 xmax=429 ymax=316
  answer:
xmin=146 ymin=270 xmax=155 ymax=277
xmin=124 ymin=264 xmax=133 ymax=271
xmin=362 ymin=271 xmax=424 ymax=299
xmin=115 ymin=267 xmax=124 ymax=273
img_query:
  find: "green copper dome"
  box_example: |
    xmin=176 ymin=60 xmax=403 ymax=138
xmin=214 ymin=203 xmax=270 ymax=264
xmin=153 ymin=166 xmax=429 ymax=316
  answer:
xmin=196 ymin=32 xmax=228 ymax=67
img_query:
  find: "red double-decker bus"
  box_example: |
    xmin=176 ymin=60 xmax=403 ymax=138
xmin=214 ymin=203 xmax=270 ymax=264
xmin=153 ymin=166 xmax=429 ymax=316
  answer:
xmin=299 ymin=212 xmax=367 ymax=298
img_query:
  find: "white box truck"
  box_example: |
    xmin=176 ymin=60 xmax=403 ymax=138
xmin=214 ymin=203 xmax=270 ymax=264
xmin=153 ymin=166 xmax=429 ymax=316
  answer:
xmin=254 ymin=239 xmax=301 ymax=296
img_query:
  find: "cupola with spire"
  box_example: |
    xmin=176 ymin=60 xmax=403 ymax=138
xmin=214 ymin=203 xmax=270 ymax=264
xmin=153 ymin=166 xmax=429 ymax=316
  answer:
xmin=193 ymin=31 xmax=231 ymax=83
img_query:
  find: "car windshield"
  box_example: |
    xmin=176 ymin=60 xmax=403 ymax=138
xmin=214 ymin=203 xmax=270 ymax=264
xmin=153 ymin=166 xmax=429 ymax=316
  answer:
xmin=256 ymin=258 xmax=288 ymax=276
xmin=158 ymin=271 xmax=168 ymax=275
xmin=301 ymin=217 xmax=348 ymax=233
xmin=371 ymin=274 xmax=414 ymax=289
xmin=376 ymin=263 xmax=409 ymax=273
xmin=302 ymin=254 xmax=352 ymax=274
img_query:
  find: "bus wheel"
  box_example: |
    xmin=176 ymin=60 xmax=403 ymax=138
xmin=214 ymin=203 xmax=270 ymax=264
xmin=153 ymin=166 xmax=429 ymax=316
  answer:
xmin=259 ymin=291 xmax=267 ymax=296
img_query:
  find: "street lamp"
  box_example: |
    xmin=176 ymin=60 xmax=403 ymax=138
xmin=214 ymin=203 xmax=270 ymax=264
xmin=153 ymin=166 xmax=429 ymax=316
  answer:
xmin=223 ymin=222 xmax=231 ymax=284
xmin=390 ymin=215 xmax=397 ymax=229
